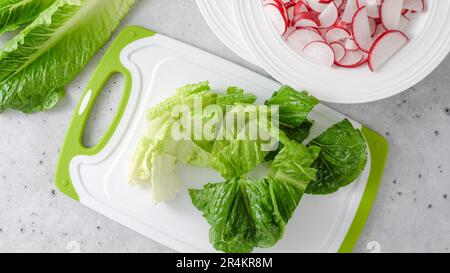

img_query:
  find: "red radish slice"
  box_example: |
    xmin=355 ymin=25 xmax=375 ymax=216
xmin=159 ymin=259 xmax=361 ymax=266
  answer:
xmin=372 ymin=23 xmax=385 ymax=38
xmin=318 ymin=2 xmax=339 ymax=28
xmin=334 ymin=0 xmax=345 ymax=9
xmin=293 ymin=12 xmax=321 ymax=27
xmin=369 ymin=18 xmax=376 ymax=36
xmin=352 ymin=6 xmax=373 ymax=52
xmin=294 ymin=1 xmax=309 ymax=15
xmin=367 ymin=1 xmax=381 ymax=18
xmin=330 ymin=42 xmax=346 ymax=62
xmin=335 ymin=50 xmax=366 ymax=68
xmin=403 ymin=10 xmax=417 ymax=20
xmin=303 ymin=40 xmax=335 ymax=67
xmin=341 ymin=0 xmax=358 ymax=23
xmin=357 ymin=0 xmax=380 ymax=18
xmin=403 ymin=0 xmax=425 ymax=12
xmin=380 ymin=0 xmax=403 ymax=30
xmin=325 ymin=27 xmax=351 ymax=43
xmin=286 ymin=4 xmax=295 ymax=22
xmin=368 ymin=30 xmax=409 ymax=71
xmin=305 ymin=0 xmax=329 ymax=12
xmin=264 ymin=3 xmax=288 ymax=34
xmin=344 ymin=38 xmax=359 ymax=51
xmin=286 ymin=27 xmax=324 ymax=53
xmin=399 ymin=15 xmax=410 ymax=31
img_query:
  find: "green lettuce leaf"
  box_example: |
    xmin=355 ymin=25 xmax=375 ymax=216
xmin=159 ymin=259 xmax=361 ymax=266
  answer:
xmin=190 ymin=176 xmax=306 ymax=253
xmin=264 ymin=120 xmax=314 ymax=162
xmin=283 ymin=120 xmax=314 ymax=143
xmin=190 ymin=136 xmax=319 ymax=253
xmin=269 ymin=133 xmax=321 ymax=191
xmin=128 ymin=115 xmax=213 ymax=204
xmin=150 ymin=153 xmax=181 ymax=205
xmin=216 ymin=86 xmax=257 ymax=107
xmin=210 ymin=104 xmax=278 ymax=179
xmin=0 ymin=0 xmax=134 ymax=113
xmin=129 ymin=83 xmax=220 ymax=204
xmin=147 ymin=81 xmax=215 ymax=120
xmin=265 ymin=86 xmax=319 ymax=128
xmin=0 ymin=0 xmax=56 ymax=34
xmin=128 ymin=113 xmax=172 ymax=183
xmin=306 ymin=119 xmax=368 ymax=195
xmin=210 ymin=138 xmax=265 ymax=180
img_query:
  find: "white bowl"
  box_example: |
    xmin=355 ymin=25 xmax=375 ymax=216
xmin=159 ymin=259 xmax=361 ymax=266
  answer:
xmin=196 ymin=0 xmax=260 ymax=66
xmin=232 ymin=0 xmax=450 ymax=103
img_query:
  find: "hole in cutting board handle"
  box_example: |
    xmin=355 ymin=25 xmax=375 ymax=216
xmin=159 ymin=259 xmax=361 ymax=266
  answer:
xmin=82 ymin=73 xmax=125 ymax=148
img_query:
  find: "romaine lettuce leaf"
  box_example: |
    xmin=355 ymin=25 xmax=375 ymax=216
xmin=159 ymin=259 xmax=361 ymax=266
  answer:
xmin=265 ymin=85 xmax=319 ymax=128
xmin=0 ymin=0 xmax=134 ymax=113
xmin=210 ymin=104 xmax=278 ymax=179
xmin=190 ymin=135 xmax=320 ymax=253
xmin=150 ymin=153 xmax=181 ymax=205
xmin=264 ymin=120 xmax=314 ymax=162
xmin=128 ymin=113 xmax=172 ymax=183
xmin=216 ymin=86 xmax=257 ymax=107
xmin=129 ymin=83 xmax=221 ymax=203
xmin=211 ymin=138 xmax=265 ymax=179
xmin=0 ymin=0 xmax=55 ymax=34
xmin=190 ymin=176 xmax=306 ymax=253
xmin=129 ymin=115 xmax=214 ymax=204
xmin=269 ymin=133 xmax=321 ymax=191
xmin=306 ymin=119 xmax=368 ymax=195
xmin=147 ymin=81 xmax=216 ymax=120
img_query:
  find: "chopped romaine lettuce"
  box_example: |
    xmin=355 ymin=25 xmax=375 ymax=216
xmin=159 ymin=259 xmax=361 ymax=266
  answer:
xmin=265 ymin=85 xmax=319 ymax=128
xmin=307 ymin=119 xmax=368 ymax=195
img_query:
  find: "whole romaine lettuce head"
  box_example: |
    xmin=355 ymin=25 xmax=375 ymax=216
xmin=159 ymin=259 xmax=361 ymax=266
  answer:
xmin=0 ymin=0 xmax=134 ymax=113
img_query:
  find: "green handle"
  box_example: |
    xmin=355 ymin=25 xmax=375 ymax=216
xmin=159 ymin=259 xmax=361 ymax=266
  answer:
xmin=55 ymin=26 xmax=156 ymax=201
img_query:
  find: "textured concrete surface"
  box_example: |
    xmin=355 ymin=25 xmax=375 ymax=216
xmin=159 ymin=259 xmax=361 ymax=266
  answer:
xmin=0 ymin=0 xmax=449 ymax=253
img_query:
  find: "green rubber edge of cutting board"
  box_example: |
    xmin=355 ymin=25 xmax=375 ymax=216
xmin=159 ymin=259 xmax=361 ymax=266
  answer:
xmin=338 ymin=126 xmax=388 ymax=253
xmin=54 ymin=25 xmax=388 ymax=253
xmin=55 ymin=26 xmax=156 ymax=201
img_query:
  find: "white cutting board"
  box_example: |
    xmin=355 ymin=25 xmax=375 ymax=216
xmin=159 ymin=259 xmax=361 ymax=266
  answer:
xmin=55 ymin=26 xmax=387 ymax=253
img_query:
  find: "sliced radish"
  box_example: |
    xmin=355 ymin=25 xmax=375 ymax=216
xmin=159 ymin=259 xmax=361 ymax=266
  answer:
xmin=372 ymin=22 xmax=385 ymax=38
xmin=403 ymin=0 xmax=425 ymax=12
xmin=356 ymin=0 xmax=380 ymax=18
xmin=352 ymin=6 xmax=373 ymax=52
xmin=303 ymin=40 xmax=335 ymax=67
xmin=263 ymin=0 xmax=425 ymax=71
xmin=324 ymin=27 xmax=351 ymax=43
xmin=292 ymin=12 xmax=321 ymax=27
xmin=318 ymin=1 xmax=339 ymax=29
xmin=294 ymin=0 xmax=309 ymax=15
xmin=335 ymin=50 xmax=366 ymax=68
xmin=380 ymin=0 xmax=403 ymax=30
xmin=341 ymin=0 xmax=358 ymax=23
xmin=344 ymin=38 xmax=359 ymax=51
xmin=305 ymin=0 xmax=329 ymax=12
xmin=264 ymin=3 xmax=289 ymax=34
xmin=334 ymin=0 xmax=345 ymax=9
xmin=368 ymin=30 xmax=409 ymax=71
xmin=286 ymin=4 xmax=295 ymax=22
xmin=286 ymin=27 xmax=324 ymax=53
xmin=330 ymin=42 xmax=346 ymax=62
xmin=399 ymin=15 xmax=410 ymax=31
xmin=369 ymin=18 xmax=377 ymax=36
